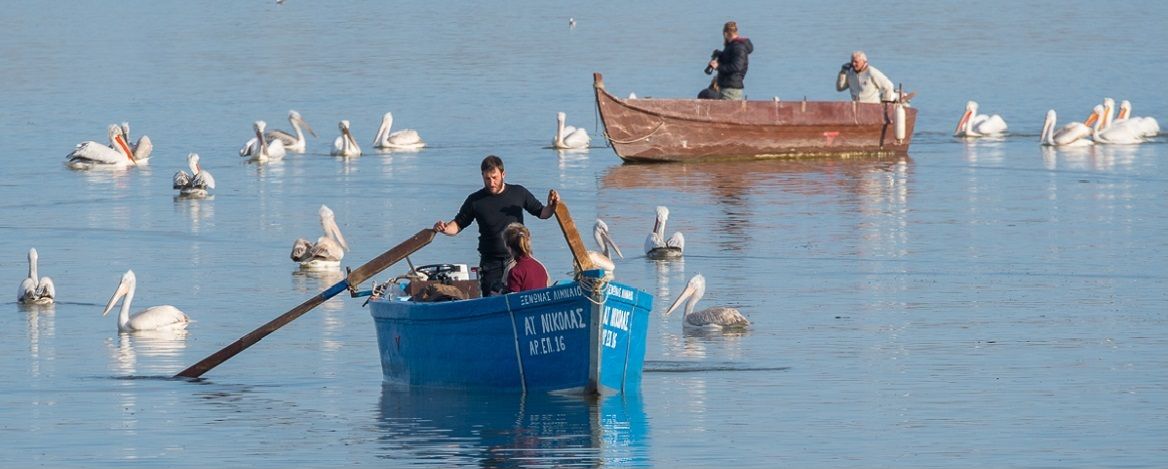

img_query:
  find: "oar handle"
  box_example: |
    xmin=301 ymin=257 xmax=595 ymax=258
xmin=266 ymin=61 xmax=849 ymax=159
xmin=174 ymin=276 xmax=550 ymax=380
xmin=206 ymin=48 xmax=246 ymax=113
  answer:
xmin=174 ymin=228 xmax=436 ymax=379
xmin=552 ymin=199 xmax=596 ymax=272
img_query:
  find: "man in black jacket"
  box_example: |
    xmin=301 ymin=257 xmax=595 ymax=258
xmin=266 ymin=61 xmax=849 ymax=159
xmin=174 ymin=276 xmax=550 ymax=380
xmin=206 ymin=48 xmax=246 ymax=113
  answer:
xmin=707 ymin=21 xmax=754 ymax=100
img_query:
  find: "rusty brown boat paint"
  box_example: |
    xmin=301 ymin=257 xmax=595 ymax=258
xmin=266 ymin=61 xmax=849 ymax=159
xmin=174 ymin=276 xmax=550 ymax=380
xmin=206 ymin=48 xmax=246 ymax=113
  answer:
xmin=593 ymin=73 xmax=918 ymax=162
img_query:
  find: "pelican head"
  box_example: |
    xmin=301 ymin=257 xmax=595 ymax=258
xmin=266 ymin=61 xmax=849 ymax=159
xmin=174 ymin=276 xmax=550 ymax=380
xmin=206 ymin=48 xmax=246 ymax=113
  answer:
xmin=1117 ymin=100 xmax=1132 ymax=121
xmin=954 ymin=100 xmax=978 ymax=136
xmin=665 ymin=273 xmax=706 ymax=317
xmin=187 ymin=152 xmax=201 ymax=173
xmin=654 ymin=206 xmax=670 ymax=234
xmin=319 ymin=205 xmax=349 ymax=251
xmin=254 ymin=120 xmax=267 ymax=140
xmin=593 ymin=219 xmax=623 ymax=259
xmin=1085 ymin=105 xmax=1104 ymax=130
xmin=101 ymin=270 xmax=136 ymax=317
xmin=290 ymin=110 xmax=316 ymax=136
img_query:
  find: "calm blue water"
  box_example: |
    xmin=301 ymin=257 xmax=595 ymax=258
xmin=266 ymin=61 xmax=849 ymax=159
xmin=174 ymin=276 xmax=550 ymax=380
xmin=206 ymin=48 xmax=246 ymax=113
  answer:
xmin=2 ymin=1 xmax=1166 ymax=467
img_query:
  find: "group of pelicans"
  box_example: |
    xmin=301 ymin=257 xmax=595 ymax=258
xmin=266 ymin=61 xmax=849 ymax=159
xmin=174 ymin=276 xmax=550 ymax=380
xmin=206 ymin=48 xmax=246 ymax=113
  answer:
xmin=62 ymin=110 xmax=593 ymax=199
xmin=955 ymin=98 xmax=1160 ymax=146
xmin=15 ymin=203 xmax=745 ymax=334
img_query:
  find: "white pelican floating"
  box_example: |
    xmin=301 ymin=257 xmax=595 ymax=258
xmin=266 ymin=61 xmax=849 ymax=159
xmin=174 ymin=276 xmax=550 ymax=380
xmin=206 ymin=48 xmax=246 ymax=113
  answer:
xmin=101 ymin=270 xmax=190 ymax=332
xmin=373 ymin=112 xmax=426 ymax=150
xmin=954 ymin=100 xmax=1008 ymax=137
xmin=17 ymin=248 xmax=55 ymax=305
xmin=1114 ymin=99 xmax=1160 ymax=138
xmin=240 ymin=121 xmax=287 ymax=162
xmin=291 ymin=205 xmax=349 ymax=269
xmin=644 ymin=206 xmax=684 ymax=260
xmin=587 ymin=219 xmax=623 ymax=272
xmin=664 ymin=274 xmax=750 ymax=330
xmin=1040 ymin=110 xmax=1093 ymax=147
xmin=66 ymin=124 xmax=137 ymax=170
xmin=553 ymin=112 xmax=590 ymax=150
xmin=119 ymin=122 xmax=153 ymax=162
xmin=331 ymin=120 xmax=362 ymax=157
xmin=264 ymin=110 xmax=317 ymax=153
xmin=172 ymin=153 xmax=216 ymax=198
xmin=1092 ymin=99 xmax=1146 ymax=144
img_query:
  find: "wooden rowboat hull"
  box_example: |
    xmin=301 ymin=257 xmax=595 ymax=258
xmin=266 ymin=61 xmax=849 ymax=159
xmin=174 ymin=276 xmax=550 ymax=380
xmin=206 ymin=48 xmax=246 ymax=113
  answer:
xmin=593 ymin=73 xmax=918 ymax=162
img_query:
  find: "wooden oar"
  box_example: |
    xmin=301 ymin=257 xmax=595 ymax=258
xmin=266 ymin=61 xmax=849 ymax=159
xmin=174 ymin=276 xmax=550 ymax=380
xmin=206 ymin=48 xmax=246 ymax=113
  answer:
xmin=174 ymin=228 xmax=436 ymax=379
xmin=551 ymin=196 xmax=597 ymax=272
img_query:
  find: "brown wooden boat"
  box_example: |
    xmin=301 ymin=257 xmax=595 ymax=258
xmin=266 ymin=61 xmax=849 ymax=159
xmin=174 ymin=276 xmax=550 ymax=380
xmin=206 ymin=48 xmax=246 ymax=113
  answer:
xmin=593 ymin=73 xmax=918 ymax=162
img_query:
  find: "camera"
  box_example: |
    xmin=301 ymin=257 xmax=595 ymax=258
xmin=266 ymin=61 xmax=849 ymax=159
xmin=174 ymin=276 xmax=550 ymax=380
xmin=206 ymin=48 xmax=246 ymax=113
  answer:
xmin=841 ymin=62 xmax=853 ymax=73
xmin=704 ymin=49 xmax=721 ymax=75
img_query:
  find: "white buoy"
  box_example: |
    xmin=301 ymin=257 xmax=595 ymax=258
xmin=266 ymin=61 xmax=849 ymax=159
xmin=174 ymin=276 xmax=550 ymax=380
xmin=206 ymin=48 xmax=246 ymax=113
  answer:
xmin=895 ymin=103 xmax=907 ymax=142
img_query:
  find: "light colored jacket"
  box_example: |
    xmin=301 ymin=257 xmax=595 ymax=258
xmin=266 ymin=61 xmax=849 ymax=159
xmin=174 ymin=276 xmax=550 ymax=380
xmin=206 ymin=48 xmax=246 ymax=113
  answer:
xmin=836 ymin=65 xmax=895 ymax=103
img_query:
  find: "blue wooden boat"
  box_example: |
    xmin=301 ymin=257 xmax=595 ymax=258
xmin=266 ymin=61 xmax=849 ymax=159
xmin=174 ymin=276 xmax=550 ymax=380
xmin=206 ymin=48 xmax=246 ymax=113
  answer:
xmin=368 ymin=270 xmax=653 ymax=395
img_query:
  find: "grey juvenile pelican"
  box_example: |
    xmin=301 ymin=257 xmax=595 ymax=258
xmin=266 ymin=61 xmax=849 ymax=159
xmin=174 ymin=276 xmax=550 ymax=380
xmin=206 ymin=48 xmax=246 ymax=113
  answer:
xmin=665 ymin=274 xmax=750 ymax=330
xmin=373 ymin=112 xmax=425 ymax=150
xmin=102 ymin=270 xmax=190 ymax=332
xmin=331 ymin=120 xmax=362 ymax=157
xmin=264 ymin=110 xmax=317 ymax=153
xmin=644 ymin=206 xmax=684 ymax=260
xmin=291 ymin=205 xmax=350 ymax=269
xmin=66 ymin=124 xmax=137 ymax=170
xmin=172 ymin=153 xmax=216 ymax=198
xmin=18 ymin=248 xmax=55 ymax=305
xmin=119 ymin=122 xmax=154 ymax=162
xmin=240 ymin=120 xmax=287 ymax=161
xmin=588 ymin=219 xmax=623 ymax=272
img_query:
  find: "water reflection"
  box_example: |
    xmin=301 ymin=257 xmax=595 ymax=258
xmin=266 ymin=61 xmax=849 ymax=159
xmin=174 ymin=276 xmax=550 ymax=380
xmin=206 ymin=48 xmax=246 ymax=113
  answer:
xmin=105 ymin=329 xmax=189 ymax=376
xmin=601 ymin=156 xmax=912 ymax=253
xmin=376 ymin=387 xmax=649 ymax=467
xmin=20 ymin=304 xmax=56 ymax=377
xmin=290 ymin=268 xmax=345 ymax=312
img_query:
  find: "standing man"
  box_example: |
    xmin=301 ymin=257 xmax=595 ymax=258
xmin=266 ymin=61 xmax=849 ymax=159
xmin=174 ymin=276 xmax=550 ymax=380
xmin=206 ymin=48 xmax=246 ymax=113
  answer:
xmin=836 ymin=50 xmax=896 ymax=103
xmin=707 ymin=21 xmax=754 ymax=100
xmin=434 ymin=155 xmax=559 ymax=296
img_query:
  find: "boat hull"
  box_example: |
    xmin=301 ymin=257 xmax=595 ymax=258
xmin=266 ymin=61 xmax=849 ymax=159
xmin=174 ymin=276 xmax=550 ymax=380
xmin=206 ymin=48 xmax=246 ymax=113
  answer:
xmin=369 ymin=273 xmax=653 ymax=395
xmin=593 ymin=73 xmax=918 ymax=162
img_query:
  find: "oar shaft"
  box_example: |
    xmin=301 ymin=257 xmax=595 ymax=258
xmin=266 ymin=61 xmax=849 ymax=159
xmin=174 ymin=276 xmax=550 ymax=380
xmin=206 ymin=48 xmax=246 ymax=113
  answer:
xmin=174 ymin=229 xmax=436 ymax=379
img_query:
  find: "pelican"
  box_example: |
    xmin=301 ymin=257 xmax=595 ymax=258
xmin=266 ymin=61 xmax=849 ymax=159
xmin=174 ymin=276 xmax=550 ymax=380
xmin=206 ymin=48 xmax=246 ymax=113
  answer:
xmin=119 ymin=122 xmax=153 ymax=162
xmin=66 ymin=124 xmax=136 ymax=169
xmin=553 ymin=112 xmax=590 ymax=149
xmin=1040 ymin=110 xmax=1093 ymax=147
xmin=1114 ymin=99 xmax=1160 ymax=138
xmin=101 ymin=270 xmax=190 ymax=332
xmin=172 ymin=153 xmax=216 ymax=198
xmin=1092 ymin=99 xmax=1146 ymax=144
xmin=587 ymin=219 xmax=623 ymax=271
xmin=290 ymin=205 xmax=349 ymax=269
xmin=264 ymin=110 xmax=317 ymax=153
xmin=568 ymin=17 xmax=576 ymax=29
xmin=373 ymin=112 xmax=425 ymax=150
xmin=664 ymin=274 xmax=750 ymax=330
xmin=17 ymin=248 xmax=55 ymax=305
xmin=240 ymin=121 xmax=287 ymax=161
xmin=954 ymin=101 xmax=1008 ymax=137
xmin=332 ymin=120 xmax=362 ymax=157
xmin=645 ymin=206 xmax=684 ymax=260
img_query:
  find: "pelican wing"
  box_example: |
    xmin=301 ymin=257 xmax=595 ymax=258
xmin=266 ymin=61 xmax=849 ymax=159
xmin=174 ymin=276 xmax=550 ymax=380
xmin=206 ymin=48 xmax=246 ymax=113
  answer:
xmin=192 ymin=170 xmax=216 ymax=190
xmin=587 ymin=251 xmax=615 ymax=272
xmin=644 ymin=232 xmax=664 ymax=253
xmin=561 ymin=129 xmax=590 ymax=149
xmin=387 ymin=129 xmax=424 ymax=147
xmin=973 ymin=114 xmax=1008 ymax=135
xmin=1053 ymin=123 xmax=1091 ymax=146
xmin=685 ymin=307 xmax=750 ymax=329
xmin=308 ymin=236 xmax=345 ymax=262
xmin=173 ymin=170 xmax=192 ymax=189
xmin=132 ymin=135 xmax=153 ymax=161
xmin=18 ymin=277 xmax=37 ymax=302
xmin=240 ymin=137 xmax=258 ymax=157
xmin=666 ymin=232 xmax=685 ymax=251
xmin=265 ymin=129 xmax=298 ymax=146
xmin=291 ymin=238 xmax=313 ymax=262
xmin=126 ymin=305 xmax=190 ymax=331
xmin=67 ymin=141 xmax=130 ymax=166
xmin=36 ymin=276 xmax=56 ymax=300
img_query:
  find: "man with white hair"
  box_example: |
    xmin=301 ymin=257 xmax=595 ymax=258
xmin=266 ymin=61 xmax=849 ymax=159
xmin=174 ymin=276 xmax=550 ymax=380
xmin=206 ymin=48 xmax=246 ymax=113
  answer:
xmin=836 ymin=51 xmax=896 ymax=103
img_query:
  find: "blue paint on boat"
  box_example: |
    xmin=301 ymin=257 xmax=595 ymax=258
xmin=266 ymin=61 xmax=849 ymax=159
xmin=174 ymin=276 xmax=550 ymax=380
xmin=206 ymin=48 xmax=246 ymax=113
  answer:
xmin=369 ymin=270 xmax=653 ymax=395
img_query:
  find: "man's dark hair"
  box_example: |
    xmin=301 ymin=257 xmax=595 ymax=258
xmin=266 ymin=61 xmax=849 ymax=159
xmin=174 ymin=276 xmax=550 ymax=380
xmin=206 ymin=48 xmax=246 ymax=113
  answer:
xmin=481 ymin=155 xmax=505 ymax=173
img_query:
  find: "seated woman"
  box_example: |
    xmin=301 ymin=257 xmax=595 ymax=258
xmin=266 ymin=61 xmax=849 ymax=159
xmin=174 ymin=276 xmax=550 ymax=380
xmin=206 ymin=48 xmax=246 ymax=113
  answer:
xmin=503 ymin=223 xmax=550 ymax=293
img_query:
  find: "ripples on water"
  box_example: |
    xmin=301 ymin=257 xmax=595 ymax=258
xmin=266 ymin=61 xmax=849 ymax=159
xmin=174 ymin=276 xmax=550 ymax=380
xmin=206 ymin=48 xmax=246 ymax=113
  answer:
xmin=2 ymin=0 xmax=1166 ymax=467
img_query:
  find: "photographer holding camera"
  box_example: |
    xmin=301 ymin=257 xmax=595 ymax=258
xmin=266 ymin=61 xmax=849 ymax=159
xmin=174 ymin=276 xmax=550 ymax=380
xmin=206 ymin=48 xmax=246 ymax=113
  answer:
xmin=705 ymin=21 xmax=753 ymax=100
xmin=836 ymin=50 xmax=896 ymax=103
